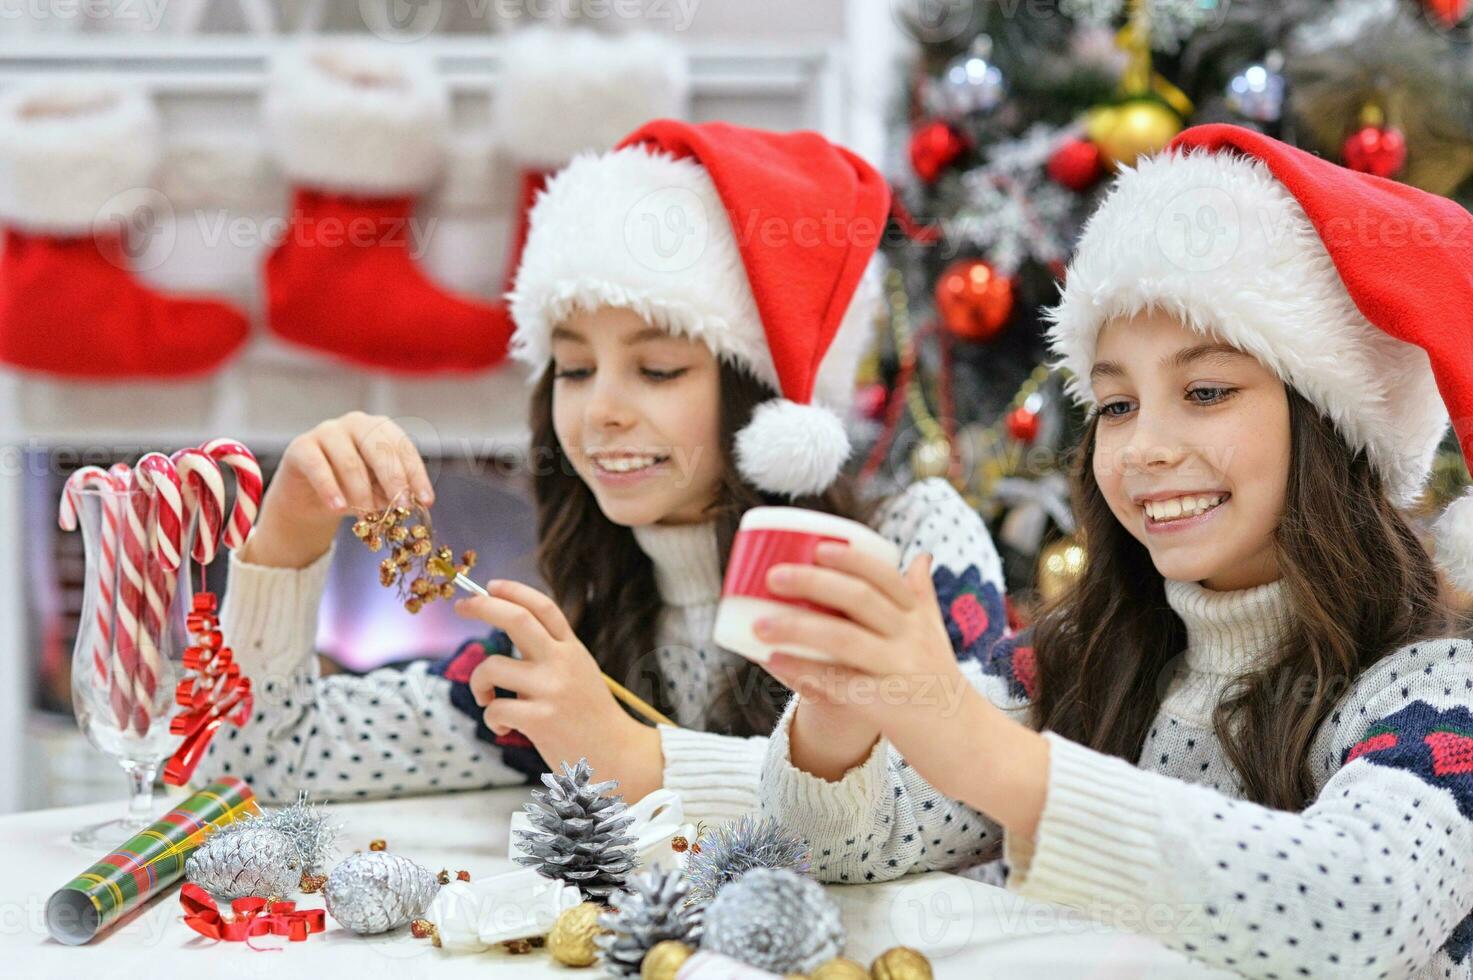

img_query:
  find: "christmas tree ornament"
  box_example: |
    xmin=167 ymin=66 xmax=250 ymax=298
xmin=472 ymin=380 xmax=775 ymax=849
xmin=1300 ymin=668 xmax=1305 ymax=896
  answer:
xmin=1425 ymin=0 xmax=1472 ymax=29
xmin=855 ymin=382 xmax=890 ymax=423
xmin=262 ymin=42 xmax=513 ymax=373
xmin=1085 ymin=97 xmax=1183 ymax=167
xmin=909 ymin=120 xmax=968 ymax=183
xmin=547 ymin=901 xmax=607 ymax=967
xmin=935 ymin=258 xmax=1015 ymax=342
xmin=323 ymin=851 xmax=441 ymax=935
xmin=185 ymin=819 xmax=301 ymax=901
xmin=640 ymin=940 xmax=695 ymax=980
xmin=514 ymin=758 xmax=638 ymax=900
xmin=0 ymin=81 xmax=249 ymax=379
xmin=1224 ymin=54 xmax=1286 ymax=124
xmin=910 ymin=435 xmax=954 ymax=482
xmin=1343 ymin=110 xmax=1408 ymax=179
xmin=1046 ymin=137 xmax=1106 ymax=191
xmin=812 ymin=957 xmax=872 ymax=980
xmin=1037 ymin=535 xmax=1088 ymax=604
xmin=598 ymin=864 xmax=705 ymax=977
xmin=1005 ymin=405 xmax=1040 ymax=445
xmin=872 ymin=945 xmax=935 ymax=979
xmin=927 ymin=36 xmax=1007 ymax=118
xmin=684 ymin=814 xmax=812 ymax=905
xmin=699 ymin=868 xmax=844 ymax=975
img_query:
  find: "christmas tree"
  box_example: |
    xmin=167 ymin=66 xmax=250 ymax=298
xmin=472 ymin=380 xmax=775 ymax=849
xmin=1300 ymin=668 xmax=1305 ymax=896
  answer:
xmin=863 ymin=0 xmax=1473 ymax=607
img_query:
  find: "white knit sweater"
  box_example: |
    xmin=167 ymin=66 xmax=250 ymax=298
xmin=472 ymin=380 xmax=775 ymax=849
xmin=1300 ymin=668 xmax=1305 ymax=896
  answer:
xmin=761 ymin=576 xmax=1473 ymax=979
xmin=200 ymin=478 xmax=1001 ymax=827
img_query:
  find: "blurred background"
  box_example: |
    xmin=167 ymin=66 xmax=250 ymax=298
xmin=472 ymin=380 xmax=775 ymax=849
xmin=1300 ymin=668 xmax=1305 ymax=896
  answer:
xmin=2 ymin=0 xmax=1470 ymax=814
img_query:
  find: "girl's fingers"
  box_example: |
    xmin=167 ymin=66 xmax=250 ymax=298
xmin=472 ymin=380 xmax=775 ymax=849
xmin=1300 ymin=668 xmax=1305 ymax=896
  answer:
xmin=468 ymin=652 xmax=539 ymax=705
xmin=485 ymin=580 xmax=572 ymax=642
xmin=296 ymin=441 xmax=348 ymax=512
xmin=453 ymin=594 xmax=554 ymax=658
xmin=813 ymin=543 xmax=917 ymax=611
xmin=482 ymin=696 xmax=543 ymax=739
xmin=397 ymin=436 xmax=434 ymax=506
xmin=351 ymin=421 xmax=410 ymax=510
xmin=756 ymin=609 xmax=885 ymax=676
xmin=765 ymin=563 xmax=901 ymax=636
xmin=316 ymin=427 xmax=375 ymax=512
xmin=765 ymin=652 xmax=869 ymax=706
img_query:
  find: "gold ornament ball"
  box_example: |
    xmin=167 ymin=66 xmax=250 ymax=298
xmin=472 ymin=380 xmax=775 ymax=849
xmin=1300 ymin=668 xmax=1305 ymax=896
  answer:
xmin=1086 ymin=99 xmax=1181 ymax=168
xmin=1037 ymin=534 xmax=1087 ymax=604
xmin=910 ymin=436 xmax=953 ymax=481
xmin=641 ymin=940 xmax=695 ymax=980
xmin=548 ymin=902 xmax=605 ymax=968
xmin=872 ymin=946 xmax=934 ymax=980
xmin=812 ymin=957 xmax=872 ymax=980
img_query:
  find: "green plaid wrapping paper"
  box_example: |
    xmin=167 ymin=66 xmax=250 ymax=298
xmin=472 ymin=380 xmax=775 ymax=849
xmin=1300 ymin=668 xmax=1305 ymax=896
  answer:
xmin=46 ymin=777 xmax=258 ymax=945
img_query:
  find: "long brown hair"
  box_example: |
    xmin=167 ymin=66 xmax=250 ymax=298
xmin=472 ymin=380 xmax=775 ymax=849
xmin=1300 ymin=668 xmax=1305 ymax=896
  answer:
xmin=528 ymin=359 xmax=880 ymax=738
xmin=1028 ymin=386 xmax=1459 ymax=811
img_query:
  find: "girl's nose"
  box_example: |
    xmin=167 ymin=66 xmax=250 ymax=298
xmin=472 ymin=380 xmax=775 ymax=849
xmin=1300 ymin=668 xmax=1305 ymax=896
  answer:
xmin=1121 ymin=412 xmax=1187 ymax=472
xmin=587 ymin=378 xmax=635 ymax=430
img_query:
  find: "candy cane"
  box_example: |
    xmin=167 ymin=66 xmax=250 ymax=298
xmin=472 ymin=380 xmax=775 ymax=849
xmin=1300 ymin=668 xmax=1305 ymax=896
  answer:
xmin=59 ymin=466 xmax=125 ymax=723
xmin=200 ymin=438 xmax=261 ymax=550
xmin=171 ymin=448 xmax=226 ymax=567
xmin=130 ymin=453 xmax=182 ymax=736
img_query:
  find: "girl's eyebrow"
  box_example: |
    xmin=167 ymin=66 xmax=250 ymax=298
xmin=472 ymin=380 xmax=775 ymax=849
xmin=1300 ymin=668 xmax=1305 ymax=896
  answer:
xmin=549 ymin=325 xmax=674 ymax=347
xmin=1090 ymin=343 xmax=1249 ymax=382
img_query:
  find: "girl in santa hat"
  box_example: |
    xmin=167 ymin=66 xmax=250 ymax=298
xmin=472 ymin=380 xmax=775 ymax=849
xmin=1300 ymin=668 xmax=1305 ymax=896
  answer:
xmin=759 ymin=124 xmax=1473 ymax=978
xmin=202 ymin=116 xmax=1013 ymax=826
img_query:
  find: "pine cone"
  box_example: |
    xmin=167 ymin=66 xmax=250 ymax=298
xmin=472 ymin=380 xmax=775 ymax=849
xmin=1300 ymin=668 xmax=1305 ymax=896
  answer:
xmin=597 ymin=864 xmax=705 ymax=977
xmin=324 ymin=851 xmax=441 ymax=935
xmin=684 ymin=814 xmax=811 ymax=904
xmin=700 ymin=868 xmax=844 ymax=975
xmin=185 ymin=822 xmax=300 ymax=900
xmin=513 ymin=758 xmax=636 ymax=899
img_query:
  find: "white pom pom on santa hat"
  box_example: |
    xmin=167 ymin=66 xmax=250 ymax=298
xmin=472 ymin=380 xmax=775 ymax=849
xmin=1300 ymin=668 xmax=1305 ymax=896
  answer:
xmin=734 ymin=399 xmax=853 ymax=499
xmin=1433 ymin=490 xmax=1473 ymax=595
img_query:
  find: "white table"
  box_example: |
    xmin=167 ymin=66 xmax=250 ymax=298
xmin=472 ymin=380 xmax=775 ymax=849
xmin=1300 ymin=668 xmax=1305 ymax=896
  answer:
xmin=5 ymin=785 xmax=1228 ymax=978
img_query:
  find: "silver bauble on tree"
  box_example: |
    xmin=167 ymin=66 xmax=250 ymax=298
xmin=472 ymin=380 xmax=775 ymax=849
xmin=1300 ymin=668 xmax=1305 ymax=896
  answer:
xmin=1225 ymin=51 xmax=1286 ymax=124
xmin=513 ymin=758 xmax=637 ymax=900
xmin=597 ymin=864 xmax=705 ymax=978
xmin=185 ymin=820 xmax=301 ymax=901
xmin=323 ymin=851 xmax=441 ymax=935
xmin=700 ymin=868 xmax=844 ymax=975
xmin=925 ymin=35 xmax=1007 ymax=119
xmin=684 ymin=814 xmax=811 ymax=905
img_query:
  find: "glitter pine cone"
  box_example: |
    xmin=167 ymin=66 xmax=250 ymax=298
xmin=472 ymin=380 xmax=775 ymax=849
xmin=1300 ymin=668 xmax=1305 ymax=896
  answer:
xmin=513 ymin=758 xmax=637 ymax=900
xmin=597 ymin=863 xmax=705 ymax=978
xmin=324 ymin=851 xmax=441 ymax=935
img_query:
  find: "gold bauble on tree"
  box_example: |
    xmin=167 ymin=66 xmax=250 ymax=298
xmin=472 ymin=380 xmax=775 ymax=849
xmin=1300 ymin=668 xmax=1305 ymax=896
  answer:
xmin=1037 ymin=534 xmax=1087 ymax=604
xmin=1086 ymin=97 xmax=1182 ymax=168
xmin=641 ymin=940 xmax=695 ymax=980
xmin=910 ymin=435 xmax=953 ymax=481
xmin=548 ymin=901 xmax=606 ymax=968
xmin=812 ymin=956 xmax=874 ymax=979
xmin=872 ymin=945 xmax=934 ymax=980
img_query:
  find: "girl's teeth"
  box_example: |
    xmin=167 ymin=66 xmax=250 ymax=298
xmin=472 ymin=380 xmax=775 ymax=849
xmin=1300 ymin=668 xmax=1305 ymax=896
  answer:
xmin=596 ymin=456 xmax=663 ymax=473
xmin=1145 ymin=494 xmax=1224 ymax=522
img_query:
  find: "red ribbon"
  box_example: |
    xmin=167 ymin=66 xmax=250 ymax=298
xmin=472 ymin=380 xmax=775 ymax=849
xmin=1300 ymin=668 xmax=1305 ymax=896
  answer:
xmin=180 ymin=883 xmax=325 ymax=948
xmin=163 ymin=592 xmax=254 ymax=786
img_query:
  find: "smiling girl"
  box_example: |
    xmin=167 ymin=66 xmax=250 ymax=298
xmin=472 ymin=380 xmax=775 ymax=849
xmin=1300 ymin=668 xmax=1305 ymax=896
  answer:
xmin=200 ymin=118 xmax=1011 ymax=825
xmin=757 ymin=124 xmax=1473 ymax=978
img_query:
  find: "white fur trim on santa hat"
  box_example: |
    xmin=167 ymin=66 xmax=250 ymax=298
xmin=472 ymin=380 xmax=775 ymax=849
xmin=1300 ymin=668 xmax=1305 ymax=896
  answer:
xmin=1043 ymin=147 xmax=1448 ymax=509
xmin=508 ymin=144 xmax=883 ymax=419
xmin=735 ymin=399 xmax=852 ymax=498
xmin=264 ymin=41 xmax=450 ymax=195
xmin=0 ymin=80 xmax=160 ymax=234
xmin=1433 ymin=490 xmax=1473 ymax=593
xmin=492 ymin=27 xmax=689 ymax=170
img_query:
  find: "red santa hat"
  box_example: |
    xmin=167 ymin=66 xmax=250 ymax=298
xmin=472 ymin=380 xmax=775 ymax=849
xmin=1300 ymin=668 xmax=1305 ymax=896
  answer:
xmin=1044 ymin=122 xmax=1473 ymax=590
xmin=507 ymin=119 xmax=892 ymax=498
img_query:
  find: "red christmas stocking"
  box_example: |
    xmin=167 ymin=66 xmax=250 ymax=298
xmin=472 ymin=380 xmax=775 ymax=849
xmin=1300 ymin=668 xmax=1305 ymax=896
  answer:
xmin=262 ymin=43 xmax=513 ymax=374
xmin=0 ymin=84 xmax=248 ymax=379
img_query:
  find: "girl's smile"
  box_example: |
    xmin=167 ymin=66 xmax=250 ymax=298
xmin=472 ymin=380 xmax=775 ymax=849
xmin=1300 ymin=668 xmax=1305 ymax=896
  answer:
xmin=1136 ymin=490 xmax=1231 ymax=533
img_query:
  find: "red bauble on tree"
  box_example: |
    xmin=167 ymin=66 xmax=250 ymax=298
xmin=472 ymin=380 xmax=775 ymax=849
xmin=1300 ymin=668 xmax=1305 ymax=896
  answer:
xmin=1343 ymin=124 xmax=1407 ymax=179
xmin=1425 ymin=0 xmax=1472 ymax=28
xmin=910 ymin=120 xmax=969 ymax=184
xmin=1047 ymin=137 xmax=1106 ymax=192
xmin=1006 ymin=406 xmax=1040 ymax=444
xmin=935 ymin=259 xmax=1015 ymax=342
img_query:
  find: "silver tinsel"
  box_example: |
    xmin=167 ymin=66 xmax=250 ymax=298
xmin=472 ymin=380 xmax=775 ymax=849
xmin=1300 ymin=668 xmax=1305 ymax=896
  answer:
xmin=699 ymin=869 xmax=844 ymax=975
xmin=266 ymin=792 xmax=341 ymax=873
xmin=1060 ymin=0 xmax=1222 ymax=52
xmin=597 ymin=864 xmax=706 ymax=978
xmin=323 ymin=851 xmax=440 ymax=935
xmin=185 ymin=822 xmax=301 ymax=901
xmin=683 ymin=814 xmax=811 ymax=905
xmin=514 ymin=758 xmax=637 ymax=900
xmin=944 ymin=125 xmax=1076 ymax=275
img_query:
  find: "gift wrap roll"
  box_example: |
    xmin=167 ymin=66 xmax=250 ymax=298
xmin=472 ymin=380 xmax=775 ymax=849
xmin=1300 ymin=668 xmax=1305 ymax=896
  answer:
xmin=46 ymin=777 xmax=258 ymax=945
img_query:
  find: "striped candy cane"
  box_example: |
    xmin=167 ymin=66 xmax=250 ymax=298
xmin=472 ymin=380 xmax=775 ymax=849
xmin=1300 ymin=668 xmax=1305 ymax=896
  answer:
xmin=130 ymin=453 xmax=183 ymax=736
xmin=59 ymin=466 xmax=127 ymax=726
xmin=170 ymin=448 xmax=226 ymax=566
xmin=200 ymin=438 xmax=261 ymax=550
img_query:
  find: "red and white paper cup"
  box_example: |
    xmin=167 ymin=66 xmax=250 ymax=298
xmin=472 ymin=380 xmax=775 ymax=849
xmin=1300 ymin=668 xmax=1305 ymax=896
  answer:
xmin=713 ymin=507 xmax=900 ymax=664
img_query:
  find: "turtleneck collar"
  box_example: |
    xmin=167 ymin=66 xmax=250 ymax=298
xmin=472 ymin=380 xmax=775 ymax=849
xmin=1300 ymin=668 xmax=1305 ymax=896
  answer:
xmin=630 ymin=520 xmax=723 ymax=608
xmin=1163 ymin=576 xmax=1294 ymax=675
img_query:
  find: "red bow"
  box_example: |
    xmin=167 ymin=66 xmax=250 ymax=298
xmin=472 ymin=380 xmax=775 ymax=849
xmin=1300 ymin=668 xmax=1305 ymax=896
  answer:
xmin=180 ymin=883 xmax=325 ymax=947
xmin=163 ymin=592 xmax=254 ymax=786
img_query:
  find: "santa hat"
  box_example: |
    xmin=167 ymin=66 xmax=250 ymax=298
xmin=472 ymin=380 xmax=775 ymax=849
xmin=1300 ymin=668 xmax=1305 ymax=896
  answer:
xmin=1043 ymin=122 xmax=1473 ymax=590
xmin=507 ymin=119 xmax=892 ymax=498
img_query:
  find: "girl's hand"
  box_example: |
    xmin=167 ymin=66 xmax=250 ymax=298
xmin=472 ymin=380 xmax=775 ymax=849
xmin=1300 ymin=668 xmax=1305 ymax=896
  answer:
xmin=454 ymin=579 xmax=661 ymax=798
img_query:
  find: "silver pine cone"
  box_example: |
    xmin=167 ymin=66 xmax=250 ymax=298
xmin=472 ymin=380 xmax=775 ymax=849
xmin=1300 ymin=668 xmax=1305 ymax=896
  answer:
xmin=185 ymin=822 xmax=300 ymax=900
xmin=597 ymin=864 xmax=705 ymax=977
xmin=684 ymin=814 xmax=811 ymax=904
xmin=514 ymin=758 xmax=637 ymax=900
xmin=700 ymin=868 xmax=844 ymax=975
xmin=323 ymin=851 xmax=441 ymax=935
